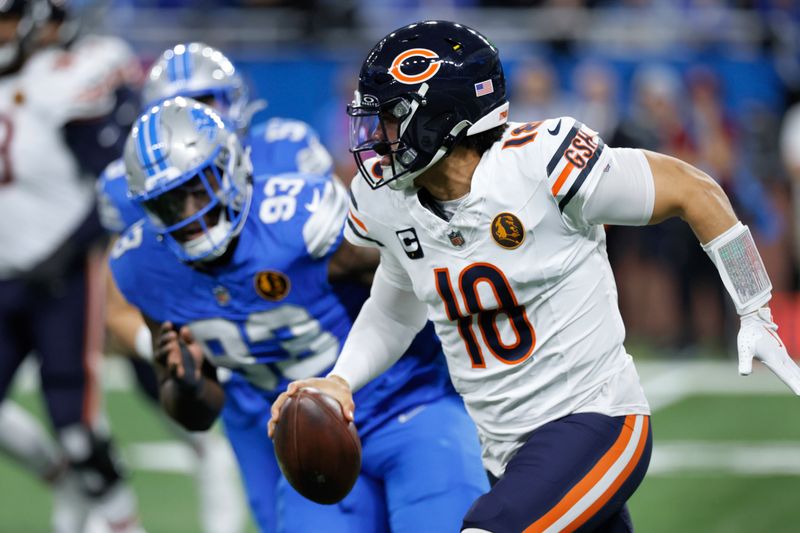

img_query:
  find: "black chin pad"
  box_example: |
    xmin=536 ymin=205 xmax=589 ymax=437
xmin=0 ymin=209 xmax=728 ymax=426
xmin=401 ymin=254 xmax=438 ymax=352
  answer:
xmin=372 ymin=141 xmax=390 ymax=156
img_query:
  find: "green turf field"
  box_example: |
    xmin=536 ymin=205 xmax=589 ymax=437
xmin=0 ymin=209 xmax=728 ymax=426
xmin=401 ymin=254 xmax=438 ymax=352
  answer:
xmin=0 ymin=388 xmax=258 ymax=533
xmin=1 ymin=361 xmax=798 ymax=532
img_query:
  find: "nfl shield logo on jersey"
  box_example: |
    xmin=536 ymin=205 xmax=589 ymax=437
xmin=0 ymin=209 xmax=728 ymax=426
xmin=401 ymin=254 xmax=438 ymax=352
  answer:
xmin=448 ymin=230 xmax=466 ymax=248
xmin=213 ymin=285 xmax=231 ymax=306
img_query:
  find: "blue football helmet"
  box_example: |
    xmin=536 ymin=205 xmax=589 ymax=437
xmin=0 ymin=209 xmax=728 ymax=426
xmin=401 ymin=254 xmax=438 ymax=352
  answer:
xmin=347 ymin=20 xmax=509 ymax=190
xmin=124 ymin=97 xmax=252 ymax=263
xmin=143 ymin=42 xmax=253 ymax=133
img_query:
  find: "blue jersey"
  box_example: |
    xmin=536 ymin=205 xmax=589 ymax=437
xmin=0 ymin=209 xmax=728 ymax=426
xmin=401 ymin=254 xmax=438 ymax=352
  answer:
xmin=97 ymin=116 xmax=334 ymax=234
xmin=97 ymin=158 xmax=143 ymax=234
xmin=247 ymin=117 xmax=333 ymax=178
xmin=110 ymin=169 xmax=451 ymax=436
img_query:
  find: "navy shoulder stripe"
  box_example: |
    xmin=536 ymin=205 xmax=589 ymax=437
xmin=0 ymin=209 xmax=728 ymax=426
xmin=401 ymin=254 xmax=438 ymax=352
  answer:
xmin=546 ymin=120 xmax=583 ymax=176
xmin=558 ymin=139 xmax=606 ymax=212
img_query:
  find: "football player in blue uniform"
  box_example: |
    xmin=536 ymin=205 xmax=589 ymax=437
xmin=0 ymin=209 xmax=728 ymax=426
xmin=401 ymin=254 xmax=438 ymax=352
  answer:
xmin=97 ymin=43 xmax=342 ymax=532
xmin=109 ymin=97 xmax=488 ymax=532
xmin=98 ymin=43 xmax=256 ymax=533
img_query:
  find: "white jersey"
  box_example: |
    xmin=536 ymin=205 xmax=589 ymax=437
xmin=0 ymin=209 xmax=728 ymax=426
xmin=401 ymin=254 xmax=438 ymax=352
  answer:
xmin=345 ymin=118 xmax=651 ymax=476
xmin=0 ymin=35 xmax=140 ymax=278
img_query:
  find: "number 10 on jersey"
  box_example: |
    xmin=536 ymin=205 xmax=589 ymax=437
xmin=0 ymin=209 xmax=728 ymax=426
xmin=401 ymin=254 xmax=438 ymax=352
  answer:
xmin=434 ymin=263 xmax=536 ymax=368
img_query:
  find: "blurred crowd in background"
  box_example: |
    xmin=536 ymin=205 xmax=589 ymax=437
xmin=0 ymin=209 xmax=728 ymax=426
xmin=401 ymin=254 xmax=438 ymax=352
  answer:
xmin=86 ymin=0 xmax=800 ymax=357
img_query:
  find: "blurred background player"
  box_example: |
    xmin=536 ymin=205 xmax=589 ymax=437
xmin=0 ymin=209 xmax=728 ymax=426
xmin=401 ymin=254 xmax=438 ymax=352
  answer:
xmin=110 ymin=97 xmax=488 ymax=532
xmin=97 ymin=42 xmax=263 ymax=533
xmin=0 ymin=0 xmax=143 ymax=531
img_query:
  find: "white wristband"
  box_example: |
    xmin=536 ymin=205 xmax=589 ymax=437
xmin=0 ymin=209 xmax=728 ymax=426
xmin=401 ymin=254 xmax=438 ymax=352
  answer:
xmin=134 ymin=325 xmax=154 ymax=362
xmin=702 ymin=222 xmax=772 ymax=315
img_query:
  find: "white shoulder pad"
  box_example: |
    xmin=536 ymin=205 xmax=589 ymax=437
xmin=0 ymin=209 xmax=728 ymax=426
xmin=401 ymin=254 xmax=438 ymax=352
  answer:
xmin=303 ymin=177 xmax=348 ymax=259
xmin=25 ymin=35 xmax=141 ymax=124
xmin=343 ymin=173 xmax=388 ymax=249
xmin=103 ymin=158 xmax=127 ymax=181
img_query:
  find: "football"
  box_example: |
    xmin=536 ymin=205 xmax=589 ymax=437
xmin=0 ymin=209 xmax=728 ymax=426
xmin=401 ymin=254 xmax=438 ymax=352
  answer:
xmin=272 ymin=387 xmax=361 ymax=505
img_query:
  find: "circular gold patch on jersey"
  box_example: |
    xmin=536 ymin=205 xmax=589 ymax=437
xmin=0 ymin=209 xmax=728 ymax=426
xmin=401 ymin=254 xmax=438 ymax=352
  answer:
xmin=491 ymin=212 xmax=525 ymax=249
xmin=254 ymin=271 xmax=291 ymax=301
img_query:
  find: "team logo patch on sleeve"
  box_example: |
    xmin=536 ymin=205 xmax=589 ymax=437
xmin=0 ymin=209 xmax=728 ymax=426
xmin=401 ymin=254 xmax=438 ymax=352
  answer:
xmin=491 ymin=212 xmax=525 ymax=249
xmin=254 ymin=271 xmax=291 ymax=301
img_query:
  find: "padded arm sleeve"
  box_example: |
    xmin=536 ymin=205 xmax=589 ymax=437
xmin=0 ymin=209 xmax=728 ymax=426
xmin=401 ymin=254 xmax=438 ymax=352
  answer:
xmin=329 ymin=264 xmax=428 ymax=391
xmin=702 ymin=221 xmax=772 ymax=315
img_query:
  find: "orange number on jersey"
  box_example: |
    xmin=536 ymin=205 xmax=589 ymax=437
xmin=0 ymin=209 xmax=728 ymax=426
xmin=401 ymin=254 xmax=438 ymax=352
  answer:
xmin=502 ymin=121 xmax=541 ymax=150
xmin=435 ymin=263 xmax=536 ymax=368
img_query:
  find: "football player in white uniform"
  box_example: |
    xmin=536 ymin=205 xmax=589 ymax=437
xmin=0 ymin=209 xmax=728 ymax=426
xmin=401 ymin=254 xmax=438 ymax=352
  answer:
xmin=0 ymin=1 xmax=143 ymax=531
xmin=270 ymin=20 xmax=800 ymax=533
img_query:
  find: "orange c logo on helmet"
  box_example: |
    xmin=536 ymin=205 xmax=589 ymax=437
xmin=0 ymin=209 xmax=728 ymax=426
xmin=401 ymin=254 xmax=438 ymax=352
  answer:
xmin=389 ymin=48 xmax=441 ymax=85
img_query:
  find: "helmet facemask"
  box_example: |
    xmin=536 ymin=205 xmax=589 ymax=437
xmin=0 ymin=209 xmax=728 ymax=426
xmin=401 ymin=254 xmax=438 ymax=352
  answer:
xmin=348 ymin=84 xmax=435 ymax=191
xmin=349 ymin=20 xmax=510 ymax=192
xmin=133 ymin=122 xmax=252 ymax=264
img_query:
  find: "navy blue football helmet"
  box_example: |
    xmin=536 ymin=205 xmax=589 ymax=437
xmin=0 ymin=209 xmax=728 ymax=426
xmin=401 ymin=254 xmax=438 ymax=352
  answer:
xmin=347 ymin=20 xmax=508 ymax=190
xmin=0 ymin=0 xmax=72 ymax=74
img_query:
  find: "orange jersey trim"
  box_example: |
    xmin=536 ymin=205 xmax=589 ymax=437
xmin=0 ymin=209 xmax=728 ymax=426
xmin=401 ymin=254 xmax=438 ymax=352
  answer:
xmin=348 ymin=209 xmax=368 ymax=233
xmin=550 ymin=162 xmax=575 ymax=197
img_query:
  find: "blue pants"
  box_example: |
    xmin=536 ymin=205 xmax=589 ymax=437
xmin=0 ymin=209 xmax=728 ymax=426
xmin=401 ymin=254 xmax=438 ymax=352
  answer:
xmin=221 ymin=381 xmax=489 ymax=533
xmin=462 ymin=413 xmax=652 ymax=533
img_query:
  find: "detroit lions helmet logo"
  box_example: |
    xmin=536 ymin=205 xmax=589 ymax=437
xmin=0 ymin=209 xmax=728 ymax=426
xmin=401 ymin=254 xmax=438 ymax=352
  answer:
xmin=491 ymin=212 xmax=525 ymax=249
xmin=189 ymin=106 xmax=222 ymax=141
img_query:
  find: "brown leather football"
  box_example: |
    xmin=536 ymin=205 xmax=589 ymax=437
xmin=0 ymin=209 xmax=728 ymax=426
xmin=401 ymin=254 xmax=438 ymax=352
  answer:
xmin=272 ymin=387 xmax=361 ymax=505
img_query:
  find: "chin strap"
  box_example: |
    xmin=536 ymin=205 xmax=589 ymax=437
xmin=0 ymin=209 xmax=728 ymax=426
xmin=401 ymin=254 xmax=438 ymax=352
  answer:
xmin=387 ymin=119 xmax=472 ymax=191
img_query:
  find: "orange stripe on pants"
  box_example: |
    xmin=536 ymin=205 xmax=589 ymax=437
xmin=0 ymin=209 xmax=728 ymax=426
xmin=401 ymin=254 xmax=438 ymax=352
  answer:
xmin=565 ymin=417 xmax=650 ymax=532
xmin=524 ymin=415 xmax=646 ymax=533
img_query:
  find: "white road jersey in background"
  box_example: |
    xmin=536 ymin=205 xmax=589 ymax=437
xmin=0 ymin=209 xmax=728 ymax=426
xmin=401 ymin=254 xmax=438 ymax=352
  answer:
xmin=0 ymin=35 xmax=139 ymax=278
xmin=345 ymin=118 xmax=651 ymax=476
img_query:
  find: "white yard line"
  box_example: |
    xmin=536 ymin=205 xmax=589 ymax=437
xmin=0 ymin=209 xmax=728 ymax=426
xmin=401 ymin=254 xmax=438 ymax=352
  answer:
xmin=649 ymin=441 xmax=800 ymax=476
xmin=125 ymin=441 xmax=197 ymax=475
xmin=11 ymin=355 xmax=800 ymax=478
xmin=637 ymin=360 xmax=792 ymax=412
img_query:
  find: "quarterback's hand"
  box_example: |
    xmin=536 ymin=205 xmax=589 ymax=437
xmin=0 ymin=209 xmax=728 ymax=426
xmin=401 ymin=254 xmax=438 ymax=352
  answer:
xmin=268 ymin=375 xmax=355 ymax=438
xmin=738 ymin=308 xmax=800 ymax=395
xmin=156 ymin=321 xmax=203 ymax=385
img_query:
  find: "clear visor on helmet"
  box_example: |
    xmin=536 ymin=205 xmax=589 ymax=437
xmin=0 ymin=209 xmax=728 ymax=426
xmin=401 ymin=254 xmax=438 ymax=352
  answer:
xmin=347 ymin=96 xmax=417 ymax=189
xmin=348 ymin=98 xmax=410 ymax=151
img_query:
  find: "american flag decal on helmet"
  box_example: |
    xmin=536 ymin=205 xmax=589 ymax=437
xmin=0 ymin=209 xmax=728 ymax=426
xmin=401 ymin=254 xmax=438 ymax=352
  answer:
xmin=474 ymin=80 xmax=494 ymax=97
